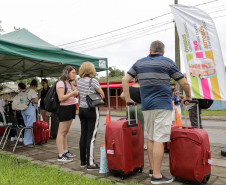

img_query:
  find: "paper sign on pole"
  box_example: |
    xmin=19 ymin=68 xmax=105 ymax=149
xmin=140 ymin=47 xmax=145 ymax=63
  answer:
xmin=170 ymin=4 xmax=226 ymax=100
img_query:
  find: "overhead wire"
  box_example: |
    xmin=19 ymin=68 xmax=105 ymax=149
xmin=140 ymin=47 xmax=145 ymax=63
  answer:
xmin=75 ymin=13 xmax=226 ymax=53
xmin=194 ymin=0 xmax=221 ymax=6
xmin=212 ymin=14 xmax=226 ymax=18
xmin=55 ymin=0 xmax=224 ymax=52
xmin=58 ymin=12 xmax=172 ymax=46
xmin=74 ymin=25 xmax=174 ymax=51
xmin=208 ymin=8 xmax=226 ymax=14
xmin=204 ymin=2 xmax=226 ymax=11
xmin=58 ymin=0 xmax=222 ymax=48
xmin=66 ymin=7 xmax=223 ymax=51
xmin=77 ymin=26 xmax=175 ymax=53
xmin=65 ymin=20 xmax=174 ymax=49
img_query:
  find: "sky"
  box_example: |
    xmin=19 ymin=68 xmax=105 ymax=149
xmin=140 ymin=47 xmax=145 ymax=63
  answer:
xmin=1 ymin=0 xmax=226 ymax=77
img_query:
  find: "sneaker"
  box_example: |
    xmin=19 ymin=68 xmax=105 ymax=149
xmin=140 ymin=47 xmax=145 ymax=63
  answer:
xmin=57 ymin=154 xmax=73 ymax=162
xmin=87 ymin=164 xmax=100 ymax=171
xmin=19 ymin=138 xmax=23 ymax=142
xmin=64 ymin=151 xmax=76 ymax=158
xmin=151 ymin=175 xmax=174 ymax=184
xmin=10 ymin=137 xmax=15 ymax=141
xmin=149 ymin=169 xmax=153 ymax=177
xmin=80 ymin=162 xmax=87 ymax=167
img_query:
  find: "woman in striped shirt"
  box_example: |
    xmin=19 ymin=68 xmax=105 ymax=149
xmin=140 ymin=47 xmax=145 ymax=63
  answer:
xmin=77 ymin=62 xmax=105 ymax=170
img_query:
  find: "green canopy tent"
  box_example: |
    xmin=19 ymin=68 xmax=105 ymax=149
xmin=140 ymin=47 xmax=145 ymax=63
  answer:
xmin=0 ymin=28 xmax=111 ymax=115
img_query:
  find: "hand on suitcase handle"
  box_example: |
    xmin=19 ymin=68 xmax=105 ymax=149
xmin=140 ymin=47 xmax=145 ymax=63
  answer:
xmin=186 ymin=100 xmax=199 ymax=104
xmin=181 ymin=97 xmax=192 ymax=105
xmin=127 ymin=102 xmax=137 ymax=106
xmin=125 ymin=97 xmax=135 ymax=106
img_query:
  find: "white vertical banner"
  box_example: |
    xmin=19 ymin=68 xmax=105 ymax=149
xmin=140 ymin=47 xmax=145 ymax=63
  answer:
xmin=170 ymin=4 xmax=226 ymax=101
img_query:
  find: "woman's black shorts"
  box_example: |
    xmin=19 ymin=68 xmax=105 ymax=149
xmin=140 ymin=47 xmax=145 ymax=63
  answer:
xmin=58 ymin=104 xmax=76 ymax=122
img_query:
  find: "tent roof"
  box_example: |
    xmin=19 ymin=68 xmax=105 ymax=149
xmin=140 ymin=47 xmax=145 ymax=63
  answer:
xmin=0 ymin=29 xmax=108 ymax=83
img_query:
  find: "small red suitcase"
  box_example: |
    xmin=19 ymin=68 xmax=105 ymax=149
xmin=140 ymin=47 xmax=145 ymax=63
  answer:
xmin=170 ymin=127 xmax=211 ymax=184
xmin=33 ymin=120 xmax=49 ymax=144
xmin=169 ymin=100 xmax=212 ymax=184
xmin=105 ymin=103 xmax=144 ymax=179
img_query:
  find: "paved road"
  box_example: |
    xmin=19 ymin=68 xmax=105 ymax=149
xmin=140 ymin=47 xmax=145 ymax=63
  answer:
xmin=70 ymin=115 xmax=226 ymax=146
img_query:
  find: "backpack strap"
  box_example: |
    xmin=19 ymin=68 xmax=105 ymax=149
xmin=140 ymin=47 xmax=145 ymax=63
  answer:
xmin=58 ymin=80 xmax=67 ymax=95
xmin=24 ymin=89 xmax=33 ymax=106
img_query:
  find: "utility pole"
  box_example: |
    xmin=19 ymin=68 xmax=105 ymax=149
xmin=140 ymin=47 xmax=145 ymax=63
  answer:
xmin=174 ymin=0 xmax=182 ymax=93
xmin=175 ymin=0 xmax=180 ymax=70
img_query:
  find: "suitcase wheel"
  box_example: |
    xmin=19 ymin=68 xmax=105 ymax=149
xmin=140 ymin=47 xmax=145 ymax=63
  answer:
xmin=221 ymin=148 xmax=226 ymax=157
xmin=139 ymin=168 xmax=143 ymax=173
xmin=121 ymin=175 xmax=125 ymax=180
xmin=133 ymin=168 xmax=139 ymax=173
xmin=201 ymin=173 xmax=211 ymax=184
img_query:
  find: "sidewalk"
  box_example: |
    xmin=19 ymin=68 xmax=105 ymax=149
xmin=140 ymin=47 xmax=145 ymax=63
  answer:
xmin=1 ymin=127 xmax=226 ymax=185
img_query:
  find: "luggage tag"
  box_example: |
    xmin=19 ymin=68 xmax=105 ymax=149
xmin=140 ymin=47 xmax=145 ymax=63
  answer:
xmin=208 ymin=159 xmax=214 ymax=166
xmin=107 ymin=150 xmax=114 ymax=155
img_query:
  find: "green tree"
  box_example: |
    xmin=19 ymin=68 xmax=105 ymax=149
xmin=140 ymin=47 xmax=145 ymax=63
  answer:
xmin=17 ymin=77 xmax=60 ymax=89
xmin=108 ymin=67 xmax=125 ymax=78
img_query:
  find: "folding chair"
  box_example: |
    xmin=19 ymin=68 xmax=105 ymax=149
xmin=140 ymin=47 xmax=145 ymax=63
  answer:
xmin=2 ymin=111 xmax=35 ymax=152
xmin=0 ymin=111 xmax=11 ymax=146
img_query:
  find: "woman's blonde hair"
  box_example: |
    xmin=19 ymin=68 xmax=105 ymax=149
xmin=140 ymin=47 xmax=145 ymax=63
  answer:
xmin=79 ymin=62 xmax=96 ymax=78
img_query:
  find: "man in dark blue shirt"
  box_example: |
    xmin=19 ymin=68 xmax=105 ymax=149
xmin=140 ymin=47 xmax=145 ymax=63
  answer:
xmin=122 ymin=40 xmax=191 ymax=184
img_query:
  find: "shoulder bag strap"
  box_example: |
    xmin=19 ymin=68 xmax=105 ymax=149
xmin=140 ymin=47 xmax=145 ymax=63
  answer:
xmin=88 ymin=78 xmax=93 ymax=95
xmin=63 ymin=81 xmax=67 ymax=95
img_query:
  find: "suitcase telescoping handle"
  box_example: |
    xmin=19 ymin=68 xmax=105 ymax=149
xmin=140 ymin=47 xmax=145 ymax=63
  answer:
xmin=36 ymin=106 xmax=41 ymax=123
xmin=184 ymin=100 xmax=200 ymax=129
xmin=127 ymin=102 xmax=138 ymax=126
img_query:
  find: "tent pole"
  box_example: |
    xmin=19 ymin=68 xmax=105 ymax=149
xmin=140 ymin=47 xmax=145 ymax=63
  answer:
xmin=41 ymin=70 xmax=43 ymax=80
xmin=106 ymin=60 xmax=111 ymax=121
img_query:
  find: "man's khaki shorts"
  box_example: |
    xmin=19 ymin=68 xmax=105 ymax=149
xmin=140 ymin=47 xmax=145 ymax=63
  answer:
xmin=143 ymin=109 xmax=172 ymax=143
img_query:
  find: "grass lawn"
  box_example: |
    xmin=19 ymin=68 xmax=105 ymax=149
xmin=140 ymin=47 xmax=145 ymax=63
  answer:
xmin=181 ymin=110 xmax=226 ymax=116
xmin=0 ymin=153 xmax=138 ymax=185
xmin=117 ymin=110 xmax=226 ymax=117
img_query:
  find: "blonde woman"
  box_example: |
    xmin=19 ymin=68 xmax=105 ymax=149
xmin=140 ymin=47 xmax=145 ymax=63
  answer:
xmin=56 ymin=65 xmax=79 ymax=162
xmin=77 ymin=62 xmax=105 ymax=170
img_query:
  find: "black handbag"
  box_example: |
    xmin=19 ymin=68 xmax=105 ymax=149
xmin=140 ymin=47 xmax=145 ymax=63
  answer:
xmin=86 ymin=78 xmax=105 ymax=108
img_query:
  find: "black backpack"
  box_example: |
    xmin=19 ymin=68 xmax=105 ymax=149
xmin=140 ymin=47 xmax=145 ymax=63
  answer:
xmin=44 ymin=80 xmax=67 ymax=113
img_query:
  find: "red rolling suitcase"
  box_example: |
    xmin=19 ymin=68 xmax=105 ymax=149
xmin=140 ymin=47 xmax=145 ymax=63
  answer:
xmin=169 ymin=100 xmax=212 ymax=184
xmin=33 ymin=115 xmax=50 ymax=144
xmin=105 ymin=103 xmax=144 ymax=179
